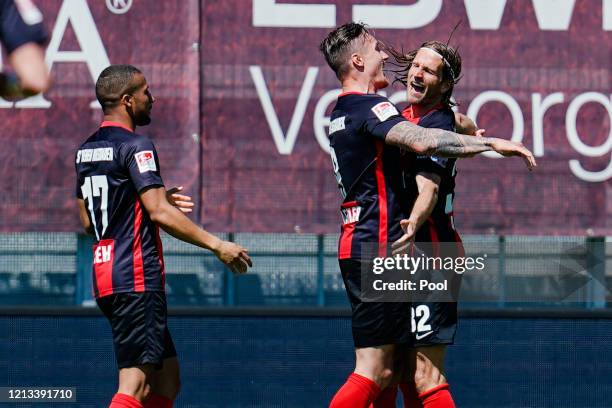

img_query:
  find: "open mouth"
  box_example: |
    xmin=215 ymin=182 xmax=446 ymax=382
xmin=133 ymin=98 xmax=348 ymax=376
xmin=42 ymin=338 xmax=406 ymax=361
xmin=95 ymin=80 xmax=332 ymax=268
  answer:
xmin=410 ymin=81 xmax=425 ymax=94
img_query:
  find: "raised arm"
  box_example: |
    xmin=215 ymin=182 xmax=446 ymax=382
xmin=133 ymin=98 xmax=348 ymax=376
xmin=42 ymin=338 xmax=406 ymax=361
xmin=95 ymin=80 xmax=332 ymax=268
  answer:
xmin=385 ymin=121 xmax=536 ymax=169
xmin=139 ymin=186 xmax=252 ymax=274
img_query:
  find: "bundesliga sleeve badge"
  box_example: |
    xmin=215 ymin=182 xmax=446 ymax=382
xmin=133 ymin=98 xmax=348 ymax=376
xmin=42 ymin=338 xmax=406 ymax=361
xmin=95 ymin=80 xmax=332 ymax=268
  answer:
xmin=135 ymin=151 xmax=157 ymax=173
xmin=371 ymin=101 xmax=399 ymax=122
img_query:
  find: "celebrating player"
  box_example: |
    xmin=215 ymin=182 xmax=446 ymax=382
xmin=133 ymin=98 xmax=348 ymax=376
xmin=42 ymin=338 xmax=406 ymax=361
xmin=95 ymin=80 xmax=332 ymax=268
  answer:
xmin=0 ymin=0 xmax=49 ymax=100
xmin=319 ymin=22 xmax=535 ymax=408
xmin=370 ymin=40 xmax=474 ymax=408
xmin=75 ymin=65 xmax=252 ymax=408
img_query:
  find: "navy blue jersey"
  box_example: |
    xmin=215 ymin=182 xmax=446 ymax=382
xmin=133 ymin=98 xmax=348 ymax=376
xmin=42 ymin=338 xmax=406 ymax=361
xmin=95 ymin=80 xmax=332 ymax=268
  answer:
xmin=0 ymin=0 xmax=47 ymax=54
xmin=75 ymin=122 xmax=166 ymax=298
xmin=402 ymin=106 xmax=463 ymax=249
xmin=329 ymin=92 xmax=410 ymax=260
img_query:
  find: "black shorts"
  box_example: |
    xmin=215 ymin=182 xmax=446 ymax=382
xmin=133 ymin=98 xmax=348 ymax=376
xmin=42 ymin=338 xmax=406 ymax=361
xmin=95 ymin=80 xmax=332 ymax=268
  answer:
xmin=411 ymin=301 xmax=457 ymax=346
xmin=340 ymin=259 xmax=413 ymax=348
xmin=97 ymin=291 xmax=177 ymax=369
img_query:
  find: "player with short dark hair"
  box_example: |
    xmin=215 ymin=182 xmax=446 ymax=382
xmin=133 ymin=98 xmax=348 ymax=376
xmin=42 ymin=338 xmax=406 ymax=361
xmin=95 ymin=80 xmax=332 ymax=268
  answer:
xmin=76 ymin=64 xmax=252 ymax=408
xmin=319 ymin=22 xmax=535 ymax=408
xmin=0 ymin=0 xmax=49 ymax=100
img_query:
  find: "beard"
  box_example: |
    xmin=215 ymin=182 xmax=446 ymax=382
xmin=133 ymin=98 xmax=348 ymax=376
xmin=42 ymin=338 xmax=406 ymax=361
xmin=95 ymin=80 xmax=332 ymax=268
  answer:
xmin=134 ymin=110 xmax=152 ymax=126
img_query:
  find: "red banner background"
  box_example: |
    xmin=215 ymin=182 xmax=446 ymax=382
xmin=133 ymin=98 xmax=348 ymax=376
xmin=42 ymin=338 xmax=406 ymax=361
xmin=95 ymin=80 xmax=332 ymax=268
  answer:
xmin=0 ymin=0 xmax=610 ymax=235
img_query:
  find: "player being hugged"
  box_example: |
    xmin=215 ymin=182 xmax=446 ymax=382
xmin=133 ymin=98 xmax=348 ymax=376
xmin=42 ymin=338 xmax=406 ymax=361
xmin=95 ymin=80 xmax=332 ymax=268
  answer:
xmin=75 ymin=65 xmax=252 ymax=408
xmin=319 ymin=23 xmax=535 ymax=408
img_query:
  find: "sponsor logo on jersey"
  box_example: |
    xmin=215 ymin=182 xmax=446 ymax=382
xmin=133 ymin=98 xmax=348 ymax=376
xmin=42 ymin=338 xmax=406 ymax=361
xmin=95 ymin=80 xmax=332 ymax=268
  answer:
xmin=371 ymin=101 xmax=399 ymax=122
xmin=76 ymin=147 xmax=114 ymax=163
xmin=329 ymin=116 xmax=346 ymax=135
xmin=93 ymin=240 xmax=114 ymax=264
xmin=135 ymin=150 xmax=157 ymax=173
xmin=341 ymin=205 xmax=362 ymax=225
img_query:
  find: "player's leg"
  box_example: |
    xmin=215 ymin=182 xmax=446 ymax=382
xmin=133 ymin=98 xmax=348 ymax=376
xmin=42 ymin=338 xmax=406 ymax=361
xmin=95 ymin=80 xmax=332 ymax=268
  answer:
xmin=110 ymin=364 xmax=155 ymax=407
xmin=145 ymin=356 xmax=180 ymax=407
xmin=368 ymin=346 xmax=408 ymax=408
xmin=144 ymin=300 xmax=180 ymax=407
xmin=100 ymin=292 xmax=173 ymax=408
xmin=399 ymin=301 xmax=457 ymax=408
xmin=331 ymin=259 xmax=409 ymax=408
xmin=399 ymin=345 xmax=449 ymax=408
xmin=330 ymin=344 xmax=395 ymax=408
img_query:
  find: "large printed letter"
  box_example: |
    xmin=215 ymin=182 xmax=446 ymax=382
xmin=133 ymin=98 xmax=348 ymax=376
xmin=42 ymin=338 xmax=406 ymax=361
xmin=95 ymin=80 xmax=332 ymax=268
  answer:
xmin=16 ymin=0 xmax=110 ymax=108
xmin=566 ymin=92 xmax=612 ymax=182
xmin=352 ymin=0 xmax=441 ymax=29
xmin=250 ymin=66 xmax=318 ymax=155
xmin=252 ymin=0 xmax=335 ymax=28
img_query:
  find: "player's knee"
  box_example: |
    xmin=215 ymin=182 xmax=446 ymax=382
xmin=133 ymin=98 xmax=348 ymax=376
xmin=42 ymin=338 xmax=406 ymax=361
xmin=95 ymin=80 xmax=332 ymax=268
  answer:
xmin=118 ymin=371 xmax=152 ymax=402
xmin=376 ymin=367 xmax=394 ymax=388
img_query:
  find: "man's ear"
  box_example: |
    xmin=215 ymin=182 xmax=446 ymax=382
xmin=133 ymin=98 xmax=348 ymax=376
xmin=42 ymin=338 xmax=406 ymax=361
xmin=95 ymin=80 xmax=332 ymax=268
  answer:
xmin=351 ymin=53 xmax=364 ymax=71
xmin=121 ymin=94 xmax=132 ymax=108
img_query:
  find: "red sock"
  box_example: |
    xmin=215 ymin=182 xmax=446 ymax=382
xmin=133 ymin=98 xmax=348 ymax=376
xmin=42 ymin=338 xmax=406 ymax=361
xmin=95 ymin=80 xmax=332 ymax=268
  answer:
xmin=109 ymin=393 xmax=143 ymax=408
xmin=418 ymin=384 xmax=455 ymax=408
xmin=329 ymin=373 xmax=381 ymax=408
xmin=144 ymin=393 xmax=173 ymax=408
xmin=399 ymin=382 xmax=422 ymax=408
xmin=369 ymin=385 xmax=398 ymax=408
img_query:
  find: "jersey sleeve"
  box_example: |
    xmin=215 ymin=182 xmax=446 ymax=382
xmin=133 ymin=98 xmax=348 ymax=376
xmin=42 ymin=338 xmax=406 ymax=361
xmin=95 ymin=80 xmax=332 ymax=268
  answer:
xmin=362 ymin=96 xmax=406 ymax=141
xmin=0 ymin=0 xmax=47 ymax=54
xmin=122 ymin=136 xmax=164 ymax=193
xmin=414 ymin=109 xmax=456 ymax=177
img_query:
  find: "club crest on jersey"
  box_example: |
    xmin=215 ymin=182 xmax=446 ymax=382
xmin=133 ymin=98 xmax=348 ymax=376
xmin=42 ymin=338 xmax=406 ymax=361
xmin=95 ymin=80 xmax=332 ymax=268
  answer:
xmin=135 ymin=150 xmax=157 ymax=173
xmin=341 ymin=205 xmax=362 ymax=225
xmin=371 ymin=101 xmax=399 ymax=122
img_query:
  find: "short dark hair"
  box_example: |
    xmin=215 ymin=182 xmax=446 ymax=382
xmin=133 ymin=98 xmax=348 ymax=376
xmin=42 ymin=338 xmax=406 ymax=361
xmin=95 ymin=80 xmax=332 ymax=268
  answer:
xmin=319 ymin=22 xmax=370 ymax=80
xmin=388 ymin=40 xmax=462 ymax=108
xmin=95 ymin=64 xmax=142 ymax=112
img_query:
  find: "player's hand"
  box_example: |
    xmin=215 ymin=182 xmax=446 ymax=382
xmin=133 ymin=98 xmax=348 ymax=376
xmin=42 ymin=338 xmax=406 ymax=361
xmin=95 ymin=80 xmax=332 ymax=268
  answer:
xmin=474 ymin=128 xmax=486 ymax=137
xmin=489 ymin=138 xmax=537 ymax=170
xmin=391 ymin=219 xmax=417 ymax=255
xmin=414 ymin=352 xmax=447 ymax=395
xmin=166 ymin=186 xmax=195 ymax=213
xmin=214 ymin=241 xmax=252 ymax=274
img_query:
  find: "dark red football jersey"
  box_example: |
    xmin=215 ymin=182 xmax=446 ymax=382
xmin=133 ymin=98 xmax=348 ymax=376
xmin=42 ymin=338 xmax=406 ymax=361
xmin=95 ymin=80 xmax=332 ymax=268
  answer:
xmin=328 ymin=92 xmax=411 ymax=260
xmin=402 ymin=106 xmax=464 ymax=256
xmin=75 ymin=122 xmax=166 ymax=298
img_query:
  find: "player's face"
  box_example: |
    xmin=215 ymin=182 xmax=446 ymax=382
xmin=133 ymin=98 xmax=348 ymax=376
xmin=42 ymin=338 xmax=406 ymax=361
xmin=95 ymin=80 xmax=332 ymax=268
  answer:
xmin=361 ymin=34 xmax=389 ymax=90
xmin=406 ymin=48 xmax=448 ymax=107
xmin=128 ymin=73 xmax=155 ymax=126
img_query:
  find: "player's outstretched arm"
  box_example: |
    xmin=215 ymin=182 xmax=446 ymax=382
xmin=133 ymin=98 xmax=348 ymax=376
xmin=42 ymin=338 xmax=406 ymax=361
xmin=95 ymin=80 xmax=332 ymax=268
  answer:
xmin=139 ymin=186 xmax=252 ymax=274
xmin=0 ymin=43 xmax=49 ymax=100
xmin=385 ymin=121 xmax=536 ymax=169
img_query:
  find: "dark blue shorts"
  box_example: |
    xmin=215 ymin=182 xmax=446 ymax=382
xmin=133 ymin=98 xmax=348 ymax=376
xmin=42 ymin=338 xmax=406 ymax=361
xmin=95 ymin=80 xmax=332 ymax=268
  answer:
xmin=97 ymin=291 xmax=177 ymax=369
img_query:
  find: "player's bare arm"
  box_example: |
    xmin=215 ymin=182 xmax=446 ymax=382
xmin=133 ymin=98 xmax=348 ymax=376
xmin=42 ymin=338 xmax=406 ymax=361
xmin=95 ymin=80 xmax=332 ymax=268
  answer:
xmin=392 ymin=172 xmax=440 ymax=255
xmin=139 ymin=186 xmax=252 ymax=274
xmin=76 ymin=199 xmax=95 ymax=237
xmin=385 ymin=121 xmax=536 ymax=169
xmin=0 ymin=43 xmax=49 ymax=100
